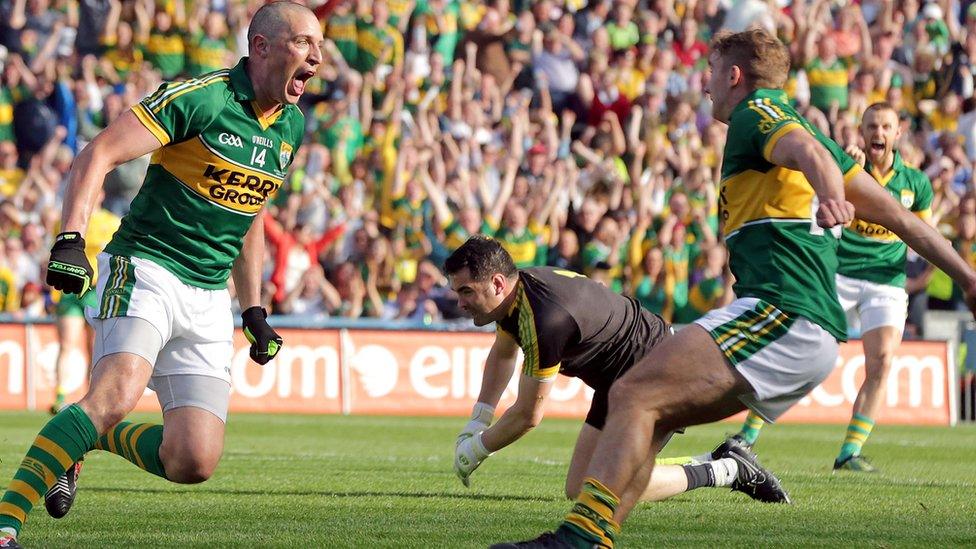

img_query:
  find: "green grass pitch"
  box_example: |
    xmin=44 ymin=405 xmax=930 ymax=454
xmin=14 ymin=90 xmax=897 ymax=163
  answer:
xmin=1 ymin=412 xmax=974 ymax=547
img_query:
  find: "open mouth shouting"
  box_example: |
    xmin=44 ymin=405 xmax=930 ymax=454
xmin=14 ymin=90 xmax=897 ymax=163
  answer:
xmin=288 ymin=68 xmax=316 ymax=100
xmin=869 ymin=138 xmax=886 ymax=156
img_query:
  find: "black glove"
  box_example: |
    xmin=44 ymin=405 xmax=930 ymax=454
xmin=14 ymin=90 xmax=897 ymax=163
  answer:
xmin=241 ymin=306 xmax=282 ymax=365
xmin=46 ymin=232 xmax=93 ymax=295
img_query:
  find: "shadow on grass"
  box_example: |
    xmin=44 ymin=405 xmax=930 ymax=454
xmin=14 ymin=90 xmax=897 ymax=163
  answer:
xmin=79 ymin=486 xmax=565 ymax=502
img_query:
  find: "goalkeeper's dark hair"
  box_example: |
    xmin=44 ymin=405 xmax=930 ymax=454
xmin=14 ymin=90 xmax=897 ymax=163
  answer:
xmin=444 ymin=235 xmax=517 ymax=281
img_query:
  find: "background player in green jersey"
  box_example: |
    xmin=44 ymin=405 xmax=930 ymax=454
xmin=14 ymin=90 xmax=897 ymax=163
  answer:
xmin=734 ymin=103 xmax=934 ymax=472
xmin=0 ymin=3 xmax=323 ymax=547
xmin=492 ymin=28 xmax=976 ymax=549
xmin=447 ymin=236 xmax=789 ymax=509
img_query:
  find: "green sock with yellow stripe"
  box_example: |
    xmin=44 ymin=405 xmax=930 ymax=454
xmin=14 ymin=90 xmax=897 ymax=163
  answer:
xmin=738 ymin=410 xmax=766 ymax=446
xmin=94 ymin=422 xmax=167 ymax=479
xmin=556 ymin=478 xmax=620 ymax=548
xmin=838 ymin=413 xmax=874 ymax=461
xmin=0 ymin=404 xmax=98 ymax=535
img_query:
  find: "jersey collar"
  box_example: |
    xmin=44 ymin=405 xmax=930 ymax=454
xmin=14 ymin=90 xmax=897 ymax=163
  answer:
xmin=731 ymin=88 xmax=789 ymax=117
xmin=866 ymin=151 xmax=904 ymax=186
xmin=230 ymin=56 xmax=286 ymax=129
xmin=228 ymin=57 xmax=256 ymax=101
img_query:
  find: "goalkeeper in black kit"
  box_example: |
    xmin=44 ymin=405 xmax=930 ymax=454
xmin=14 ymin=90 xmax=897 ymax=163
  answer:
xmin=446 ymin=235 xmax=789 ymax=505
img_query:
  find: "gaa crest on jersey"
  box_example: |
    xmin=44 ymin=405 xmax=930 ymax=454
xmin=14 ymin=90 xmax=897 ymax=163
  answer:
xmin=900 ymin=189 xmax=915 ymax=208
xmin=280 ymin=142 xmax=293 ymax=167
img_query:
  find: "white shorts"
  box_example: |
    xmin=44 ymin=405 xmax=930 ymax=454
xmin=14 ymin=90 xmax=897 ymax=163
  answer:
xmin=694 ymin=297 xmax=838 ymax=422
xmin=835 ymin=273 xmax=907 ymax=335
xmin=86 ymin=253 xmax=234 ymax=384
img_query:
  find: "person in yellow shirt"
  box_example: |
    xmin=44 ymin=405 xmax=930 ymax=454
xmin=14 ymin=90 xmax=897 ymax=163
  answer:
xmin=50 ymin=195 xmax=121 ymax=413
xmin=0 ymin=142 xmax=25 ymax=197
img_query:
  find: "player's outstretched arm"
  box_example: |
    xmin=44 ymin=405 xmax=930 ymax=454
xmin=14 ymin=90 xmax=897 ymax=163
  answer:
xmin=766 ymin=127 xmax=855 ymax=228
xmin=455 ymin=372 xmax=554 ymax=486
xmin=235 ymin=215 xmax=283 ymax=365
xmin=454 ymin=332 xmax=518 ymax=486
xmin=847 ymin=170 xmax=976 ymax=315
xmin=474 ymin=331 xmax=520 ymax=411
xmin=48 ymin=110 xmax=163 ymax=295
xmin=61 ymin=109 xmax=163 ymax=235
xmin=481 ymin=373 xmax=554 ymax=452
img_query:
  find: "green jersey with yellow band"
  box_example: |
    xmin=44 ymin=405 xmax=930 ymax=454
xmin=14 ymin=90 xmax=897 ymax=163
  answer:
xmin=187 ymin=33 xmax=229 ymax=77
xmin=720 ymin=89 xmax=861 ymax=341
xmin=146 ymin=28 xmax=187 ymax=79
xmin=325 ymin=13 xmax=358 ymax=67
xmin=806 ymin=57 xmax=850 ymax=112
xmin=837 ymin=152 xmax=932 ymax=287
xmin=112 ymin=57 xmax=304 ymax=289
xmin=355 ymin=18 xmax=402 ymax=73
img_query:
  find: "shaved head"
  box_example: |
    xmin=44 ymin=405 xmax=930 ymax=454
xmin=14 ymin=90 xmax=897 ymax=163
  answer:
xmin=247 ymin=1 xmax=315 ymax=52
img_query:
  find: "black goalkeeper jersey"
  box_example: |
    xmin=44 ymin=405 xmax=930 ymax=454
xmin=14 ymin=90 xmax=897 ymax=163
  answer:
xmin=495 ymin=267 xmax=671 ymax=389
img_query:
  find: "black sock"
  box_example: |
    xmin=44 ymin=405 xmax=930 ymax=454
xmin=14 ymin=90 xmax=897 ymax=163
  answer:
xmin=682 ymin=463 xmax=715 ymax=490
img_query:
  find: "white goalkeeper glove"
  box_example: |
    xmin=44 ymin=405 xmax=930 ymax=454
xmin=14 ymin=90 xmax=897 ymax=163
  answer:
xmin=454 ymin=431 xmax=492 ymax=487
xmin=457 ymin=402 xmax=495 ymax=444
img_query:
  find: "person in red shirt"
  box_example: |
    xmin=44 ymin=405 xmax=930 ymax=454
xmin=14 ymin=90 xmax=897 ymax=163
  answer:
xmin=673 ymin=17 xmax=708 ymax=68
xmin=263 ymin=212 xmax=347 ymax=308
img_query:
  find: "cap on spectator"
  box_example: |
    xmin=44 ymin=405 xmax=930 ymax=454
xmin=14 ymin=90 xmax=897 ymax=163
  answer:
xmin=528 ymin=143 xmax=547 ymax=155
xmin=922 ymin=3 xmax=943 ymax=20
xmin=968 ymin=3 xmax=976 ymax=20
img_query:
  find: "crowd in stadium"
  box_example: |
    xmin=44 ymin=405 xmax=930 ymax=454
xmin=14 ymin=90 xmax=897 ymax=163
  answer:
xmin=0 ymin=0 xmax=975 ymax=334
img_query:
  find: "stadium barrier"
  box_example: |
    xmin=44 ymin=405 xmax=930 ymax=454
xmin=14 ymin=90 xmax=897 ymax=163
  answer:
xmin=0 ymin=320 xmax=959 ymax=426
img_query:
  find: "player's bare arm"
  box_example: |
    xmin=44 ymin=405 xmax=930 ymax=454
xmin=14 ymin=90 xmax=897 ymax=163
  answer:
xmin=232 ymin=217 xmax=267 ymax=310
xmin=234 ymin=213 xmax=283 ymax=365
xmin=481 ymin=373 xmax=554 ymax=453
xmin=61 ymin=110 xmax=162 ymax=235
xmin=846 ymin=170 xmax=976 ymax=309
xmin=766 ymin=127 xmax=855 ymax=228
xmin=475 ymin=331 xmax=520 ymax=409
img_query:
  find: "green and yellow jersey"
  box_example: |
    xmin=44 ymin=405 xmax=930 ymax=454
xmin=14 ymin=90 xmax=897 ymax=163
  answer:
xmin=386 ymin=0 xmax=414 ymax=28
xmin=837 ymin=152 xmax=932 ymax=287
xmin=325 ymin=13 xmax=359 ymax=68
xmin=186 ymin=33 xmax=229 ymax=77
xmin=720 ymin=88 xmax=861 ymax=341
xmin=677 ymin=274 xmax=724 ymax=324
xmin=0 ymin=84 xmax=28 ymax=142
xmin=806 ymin=57 xmax=850 ymax=112
xmin=114 ymin=57 xmax=304 ymax=288
xmin=102 ymin=36 xmax=145 ymax=81
xmin=0 ymin=266 xmax=18 ymax=312
xmin=145 ymin=28 xmax=187 ymax=79
xmin=0 ymin=167 xmax=25 ymax=198
xmin=354 ymin=18 xmax=403 ymax=73
xmin=493 ymin=220 xmax=549 ymax=269
xmin=440 ymin=213 xmax=494 ymax=252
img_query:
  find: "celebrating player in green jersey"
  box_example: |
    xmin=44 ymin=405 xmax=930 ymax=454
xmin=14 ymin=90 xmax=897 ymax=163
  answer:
xmin=448 ymin=236 xmax=789 ymax=509
xmin=734 ymin=103 xmax=934 ymax=472
xmin=0 ymin=3 xmax=323 ymax=547
xmin=492 ymin=28 xmax=976 ymax=549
